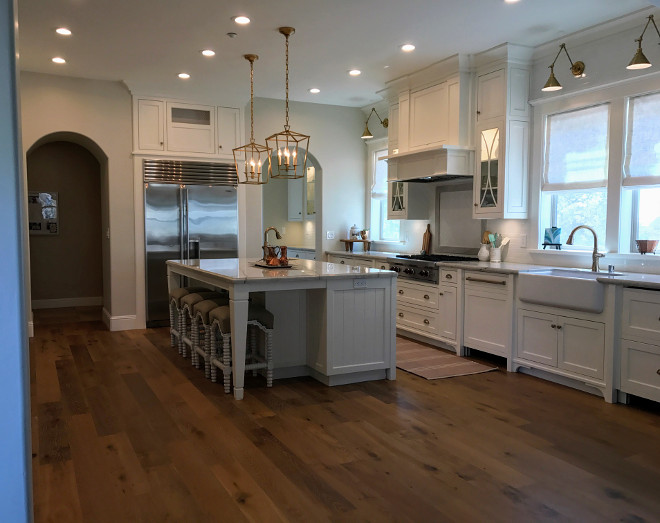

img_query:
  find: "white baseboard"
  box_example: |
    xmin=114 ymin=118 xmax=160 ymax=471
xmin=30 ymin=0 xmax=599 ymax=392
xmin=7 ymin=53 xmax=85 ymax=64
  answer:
xmin=102 ymin=308 xmax=143 ymax=331
xmin=32 ymin=296 xmax=103 ymax=310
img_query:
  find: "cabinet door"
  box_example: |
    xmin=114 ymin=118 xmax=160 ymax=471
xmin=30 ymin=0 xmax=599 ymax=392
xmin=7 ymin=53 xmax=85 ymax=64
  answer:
xmin=387 ymin=181 xmax=407 ymax=219
xmin=388 ymin=104 xmax=399 ymax=154
xmin=473 ymin=122 xmax=502 ymax=217
xmin=409 ymin=83 xmax=448 ymax=149
xmin=620 ymin=339 xmax=660 ymax=402
xmin=166 ymin=102 xmax=215 ymax=154
xmin=216 ymin=106 xmax=240 ymax=155
xmin=137 ymin=99 xmax=165 ymax=151
xmin=503 ymin=119 xmax=529 ymax=218
xmin=463 ymin=288 xmax=508 ymax=357
xmin=517 ymin=309 xmax=558 ymax=366
xmin=558 ymin=317 xmax=605 ymax=380
xmin=288 ymin=177 xmax=303 ymax=221
xmin=477 ymin=69 xmax=505 ymax=122
xmin=439 ymin=284 xmax=457 ymax=341
xmin=387 ymin=181 xmax=429 ymax=220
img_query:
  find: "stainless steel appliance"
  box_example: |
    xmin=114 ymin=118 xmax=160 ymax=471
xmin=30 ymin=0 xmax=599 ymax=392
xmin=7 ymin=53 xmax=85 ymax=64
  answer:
xmin=144 ymin=159 xmax=238 ymax=327
xmin=387 ymin=250 xmax=479 ymax=284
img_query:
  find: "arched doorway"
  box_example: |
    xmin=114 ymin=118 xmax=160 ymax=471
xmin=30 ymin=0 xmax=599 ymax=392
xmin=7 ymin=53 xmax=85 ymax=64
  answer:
xmin=26 ymin=134 xmax=107 ymax=323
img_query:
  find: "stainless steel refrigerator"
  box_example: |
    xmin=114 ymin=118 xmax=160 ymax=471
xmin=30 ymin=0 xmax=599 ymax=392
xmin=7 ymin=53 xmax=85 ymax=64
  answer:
xmin=144 ymin=159 xmax=238 ymax=327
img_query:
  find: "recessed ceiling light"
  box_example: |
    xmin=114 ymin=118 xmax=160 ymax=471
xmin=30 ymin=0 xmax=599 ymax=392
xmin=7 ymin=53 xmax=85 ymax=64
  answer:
xmin=201 ymin=49 xmax=215 ymax=57
xmin=55 ymin=27 xmax=71 ymax=36
xmin=52 ymin=57 xmax=66 ymax=64
xmin=504 ymin=0 xmax=521 ymax=3
xmin=309 ymin=88 xmax=320 ymax=94
xmin=401 ymin=44 xmax=415 ymax=52
xmin=233 ymin=15 xmax=250 ymax=25
xmin=178 ymin=73 xmax=190 ymax=79
xmin=348 ymin=69 xmax=361 ymax=76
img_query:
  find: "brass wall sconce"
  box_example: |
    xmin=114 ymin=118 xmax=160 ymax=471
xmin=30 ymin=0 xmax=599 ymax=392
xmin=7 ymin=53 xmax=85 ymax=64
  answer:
xmin=361 ymin=108 xmax=389 ymax=139
xmin=627 ymin=14 xmax=660 ymax=70
xmin=541 ymin=43 xmax=585 ymax=92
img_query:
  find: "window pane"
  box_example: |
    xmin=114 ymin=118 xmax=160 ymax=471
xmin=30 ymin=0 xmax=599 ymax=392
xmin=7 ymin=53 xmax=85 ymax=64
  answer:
xmin=372 ymin=150 xmax=388 ymax=199
xmin=544 ymin=105 xmax=609 ymax=188
xmin=542 ymin=189 xmax=607 ymax=248
xmin=637 ymin=187 xmax=660 ymax=240
xmin=381 ymin=200 xmax=400 ymax=241
xmin=625 ymin=91 xmax=660 ymax=180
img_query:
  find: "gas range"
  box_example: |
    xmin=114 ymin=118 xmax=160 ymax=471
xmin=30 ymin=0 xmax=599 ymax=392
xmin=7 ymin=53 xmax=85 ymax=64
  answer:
xmin=387 ymin=251 xmax=479 ymax=284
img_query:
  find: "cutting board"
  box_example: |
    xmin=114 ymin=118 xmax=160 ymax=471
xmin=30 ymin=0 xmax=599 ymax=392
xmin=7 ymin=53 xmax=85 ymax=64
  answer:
xmin=422 ymin=224 xmax=432 ymax=253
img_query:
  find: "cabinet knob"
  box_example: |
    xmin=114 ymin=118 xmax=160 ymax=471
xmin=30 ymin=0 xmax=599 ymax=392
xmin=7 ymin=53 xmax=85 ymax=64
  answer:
xmin=218 ymin=144 xmax=223 ymax=149
xmin=551 ymin=324 xmax=556 ymax=329
xmin=557 ymin=325 xmax=562 ymax=330
xmin=398 ymin=312 xmax=404 ymax=317
xmin=423 ymin=294 xmax=430 ymax=300
xmin=340 ymin=260 xmax=345 ymax=264
xmin=398 ymin=289 xmax=404 ymax=294
xmin=657 ymin=369 xmax=660 ymax=376
xmin=476 ymin=110 xmax=481 ymax=115
xmin=445 ymin=274 xmax=452 ymax=280
xmin=159 ymin=141 xmax=164 ymax=145
xmin=423 ymin=319 xmax=430 ymax=325
xmin=474 ymin=203 xmax=478 ymax=207
xmin=439 ymin=292 xmax=444 ymax=296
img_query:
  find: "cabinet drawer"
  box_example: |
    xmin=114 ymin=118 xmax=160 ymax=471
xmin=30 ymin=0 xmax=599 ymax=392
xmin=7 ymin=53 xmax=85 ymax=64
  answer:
xmin=620 ymin=339 xmax=660 ymax=402
xmin=397 ymin=282 xmax=438 ymax=309
xmin=328 ymin=255 xmax=373 ymax=268
xmin=397 ymin=304 xmax=439 ymax=336
xmin=622 ymin=288 xmax=660 ymax=344
xmin=440 ymin=269 xmax=458 ymax=284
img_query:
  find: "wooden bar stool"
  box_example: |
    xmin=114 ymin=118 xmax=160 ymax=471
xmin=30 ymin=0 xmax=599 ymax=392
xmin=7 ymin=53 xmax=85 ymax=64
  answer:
xmin=208 ymin=305 xmax=274 ymax=394
xmin=168 ymin=287 xmax=209 ymax=348
xmin=179 ymin=291 xmax=227 ymax=358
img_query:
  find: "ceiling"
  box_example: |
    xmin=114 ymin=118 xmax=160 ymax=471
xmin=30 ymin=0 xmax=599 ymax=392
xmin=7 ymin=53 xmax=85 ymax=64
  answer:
xmin=17 ymin=0 xmax=657 ymax=108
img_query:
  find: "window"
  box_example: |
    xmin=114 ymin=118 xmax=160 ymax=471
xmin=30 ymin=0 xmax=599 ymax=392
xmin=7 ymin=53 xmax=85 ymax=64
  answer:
xmin=623 ymin=92 xmax=660 ymax=251
xmin=540 ymin=104 xmax=609 ymax=248
xmin=368 ymin=143 xmax=400 ymax=241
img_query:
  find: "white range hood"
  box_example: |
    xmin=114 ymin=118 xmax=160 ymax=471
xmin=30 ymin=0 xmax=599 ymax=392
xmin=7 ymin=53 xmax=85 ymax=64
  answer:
xmin=381 ymin=144 xmax=474 ymax=183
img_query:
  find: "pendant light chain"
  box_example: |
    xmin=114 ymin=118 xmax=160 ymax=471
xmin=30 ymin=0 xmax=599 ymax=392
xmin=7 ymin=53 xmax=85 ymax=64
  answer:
xmin=250 ymin=57 xmax=255 ymax=142
xmin=284 ymin=32 xmax=290 ymax=131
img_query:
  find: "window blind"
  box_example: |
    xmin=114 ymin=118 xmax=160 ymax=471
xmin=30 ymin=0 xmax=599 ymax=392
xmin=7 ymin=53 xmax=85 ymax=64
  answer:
xmin=623 ymin=91 xmax=660 ymax=187
xmin=542 ymin=104 xmax=610 ymax=191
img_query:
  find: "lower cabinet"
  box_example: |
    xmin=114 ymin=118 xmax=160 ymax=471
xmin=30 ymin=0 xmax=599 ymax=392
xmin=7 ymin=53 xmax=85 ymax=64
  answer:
xmin=288 ymin=248 xmax=315 ymax=260
xmin=463 ymin=272 xmax=511 ymax=358
xmin=517 ymin=309 xmax=605 ymax=380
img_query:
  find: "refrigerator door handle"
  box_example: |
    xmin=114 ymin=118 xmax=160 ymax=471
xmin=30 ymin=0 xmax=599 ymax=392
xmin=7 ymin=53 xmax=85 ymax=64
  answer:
xmin=184 ymin=188 xmax=190 ymax=259
xmin=179 ymin=187 xmax=186 ymax=260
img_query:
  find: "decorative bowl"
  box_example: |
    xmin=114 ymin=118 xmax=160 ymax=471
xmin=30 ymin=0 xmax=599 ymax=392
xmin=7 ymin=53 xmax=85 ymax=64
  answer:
xmin=635 ymin=239 xmax=659 ymax=254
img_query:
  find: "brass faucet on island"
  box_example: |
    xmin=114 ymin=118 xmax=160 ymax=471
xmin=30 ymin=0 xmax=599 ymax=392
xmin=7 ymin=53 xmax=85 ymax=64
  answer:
xmin=262 ymin=226 xmax=288 ymax=266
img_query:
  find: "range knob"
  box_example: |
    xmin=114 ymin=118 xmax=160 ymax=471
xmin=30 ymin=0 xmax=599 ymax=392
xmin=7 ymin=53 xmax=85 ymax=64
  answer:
xmin=390 ymin=266 xmax=401 ymax=273
xmin=404 ymin=267 xmax=415 ymax=275
xmin=419 ymin=269 xmax=429 ymax=277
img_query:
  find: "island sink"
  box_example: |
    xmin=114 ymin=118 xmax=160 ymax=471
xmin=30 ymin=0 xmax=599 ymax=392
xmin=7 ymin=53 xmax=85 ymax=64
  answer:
xmin=517 ymin=268 xmax=619 ymax=313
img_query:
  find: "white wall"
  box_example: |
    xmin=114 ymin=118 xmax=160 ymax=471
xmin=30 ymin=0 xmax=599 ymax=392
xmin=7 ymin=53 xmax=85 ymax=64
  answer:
xmin=248 ymin=98 xmax=366 ymax=257
xmin=0 ymin=0 xmax=31 ymax=519
xmin=20 ymin=72 xmax=137 ymax=327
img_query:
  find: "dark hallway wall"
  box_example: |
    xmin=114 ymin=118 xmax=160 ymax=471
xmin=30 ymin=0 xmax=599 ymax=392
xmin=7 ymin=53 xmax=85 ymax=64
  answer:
xmin=27 ymin=141 xmax=102 ymax=304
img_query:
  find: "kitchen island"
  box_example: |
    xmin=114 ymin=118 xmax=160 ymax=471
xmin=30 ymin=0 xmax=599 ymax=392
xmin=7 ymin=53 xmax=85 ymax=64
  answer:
xmin=167 ymin=258 xmax=397 ymax=399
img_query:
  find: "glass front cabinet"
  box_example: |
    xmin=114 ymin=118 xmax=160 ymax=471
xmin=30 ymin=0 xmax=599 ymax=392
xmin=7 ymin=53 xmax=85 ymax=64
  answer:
xmin=475 ymin=124 xmax=501 ymax=216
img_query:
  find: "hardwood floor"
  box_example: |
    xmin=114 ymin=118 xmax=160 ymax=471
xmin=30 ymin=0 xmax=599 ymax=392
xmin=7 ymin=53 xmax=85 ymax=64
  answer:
xmin=30 ymin=316 xmax=660 ymax=522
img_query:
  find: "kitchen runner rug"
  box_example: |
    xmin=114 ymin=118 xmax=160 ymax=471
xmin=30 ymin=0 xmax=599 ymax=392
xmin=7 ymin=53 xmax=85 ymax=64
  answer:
xmin=396 ymin=338 xmax=497 ymax=380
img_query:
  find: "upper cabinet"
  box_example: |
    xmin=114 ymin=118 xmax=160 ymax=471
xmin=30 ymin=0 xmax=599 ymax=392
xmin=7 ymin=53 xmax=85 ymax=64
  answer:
xmin=132 ymin=97 xmax=241 ymax=160
xmin=472 ymin=47 xmax=531 ymax=220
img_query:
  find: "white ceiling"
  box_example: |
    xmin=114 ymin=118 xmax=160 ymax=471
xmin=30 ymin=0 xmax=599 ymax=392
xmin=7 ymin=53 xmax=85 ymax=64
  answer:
xmin=17 ymin=0 xmax=656 ymax=108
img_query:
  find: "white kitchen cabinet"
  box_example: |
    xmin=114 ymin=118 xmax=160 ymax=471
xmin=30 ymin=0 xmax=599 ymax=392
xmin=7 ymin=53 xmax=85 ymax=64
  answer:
xmin=216 ymin=106 xmax=240 ymax=156
xmin=463 ymin=271 xmax=512 ymax=359
xmin=288 ymin=177 xmax=304 ymax=221
xmin=327 ymin=255 xmax=374 ymax=269
xmin=472 ymin=53 xmax=530 ymax=220
xmin=619 ymin=288 xmax=660 ymax=402
xmin=137 ymin=99 xmax=165 ymax=151
xmin=387 ymin=180 xmax=428 ymax=220
xmin=409 ymin=82 xmax=448 ymax=150
xmin=396 ymin=280 xmax=440 ymax=338
xmin=476 ymin=69 xmax=505 ymax=122
xmin=166 ymin=102 xmax=216 ymax=154
xmin=517 ymin=308 xmax=605 ymax=380
xmin=439 ymin=273 xmax=457 ymax=341
xmin=288 ymin=248 xmax=316 ymax=260
xmin=388 ymin=103 xmax=399 ymax=154
xmin=133 ymin=96 xmax=240 ymax=159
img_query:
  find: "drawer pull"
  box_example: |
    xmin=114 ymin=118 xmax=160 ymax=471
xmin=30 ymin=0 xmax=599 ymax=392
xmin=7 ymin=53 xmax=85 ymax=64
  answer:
xmin=398 ymin=312 xmax=404 ymax=317
xmin=423 ymin=294 xmax=430 ymax=300
xmin=439 ymin=292 xmax=444 ymax=296
xmin=423 ymin=319 xmax=430 ymax=325
xmin=465 ymin=277 xmax=506 ymax=285
xmin=445 ymin=274 xmax=453 ymax=280
xmin=398 ymin=289 xmax=404 ymax=295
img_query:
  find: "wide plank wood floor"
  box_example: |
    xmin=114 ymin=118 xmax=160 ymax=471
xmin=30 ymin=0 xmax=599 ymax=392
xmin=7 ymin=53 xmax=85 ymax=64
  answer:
xmin=30 ymin=311 xmax=660 ymax=522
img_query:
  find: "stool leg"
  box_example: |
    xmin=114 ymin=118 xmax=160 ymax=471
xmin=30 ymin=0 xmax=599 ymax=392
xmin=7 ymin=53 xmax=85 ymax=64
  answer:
xmin=204 ymin=323 xmax=212 ymax=379
xmin=210 ymin=325 xmax=218 ymax=383
xmin=169 ymin=301 xmax=176 ymax=347
xmin=249 ymin=325 xmax=258 ymax=376
xmin=266 ymin=329 xmax=273 ymax=388
xmin=178 ymin=308 xmax=186 ymax=356
xmin=222 ymin=333 xmax=231 ymax=394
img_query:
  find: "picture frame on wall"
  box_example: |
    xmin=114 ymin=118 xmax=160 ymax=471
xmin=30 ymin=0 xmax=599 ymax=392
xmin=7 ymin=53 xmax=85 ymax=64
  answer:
xmin=28 ymin=191 xmax=59 ymax=235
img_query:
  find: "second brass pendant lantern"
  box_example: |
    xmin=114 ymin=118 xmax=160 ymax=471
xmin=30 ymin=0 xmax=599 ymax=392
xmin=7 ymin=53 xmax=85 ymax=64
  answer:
xmin=266 ymin=27 xmax=310 ymax=179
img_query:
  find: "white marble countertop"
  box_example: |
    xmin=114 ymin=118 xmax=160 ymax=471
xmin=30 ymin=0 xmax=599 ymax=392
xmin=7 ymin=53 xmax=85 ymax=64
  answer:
xmin=167 ymin=258 xmax=395 ymax=282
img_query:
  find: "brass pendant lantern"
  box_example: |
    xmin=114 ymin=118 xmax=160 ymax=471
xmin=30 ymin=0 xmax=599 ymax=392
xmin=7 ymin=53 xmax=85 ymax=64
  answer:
xmin=233 ymin=54 xmax=271 ymax=184
xmin=266 ymin=27 xmax=310 ymax=179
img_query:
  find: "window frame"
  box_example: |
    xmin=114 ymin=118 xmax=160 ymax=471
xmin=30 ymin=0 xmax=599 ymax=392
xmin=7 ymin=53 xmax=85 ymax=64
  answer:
xmin=365 ymin=137 xmax=401 ymax=243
